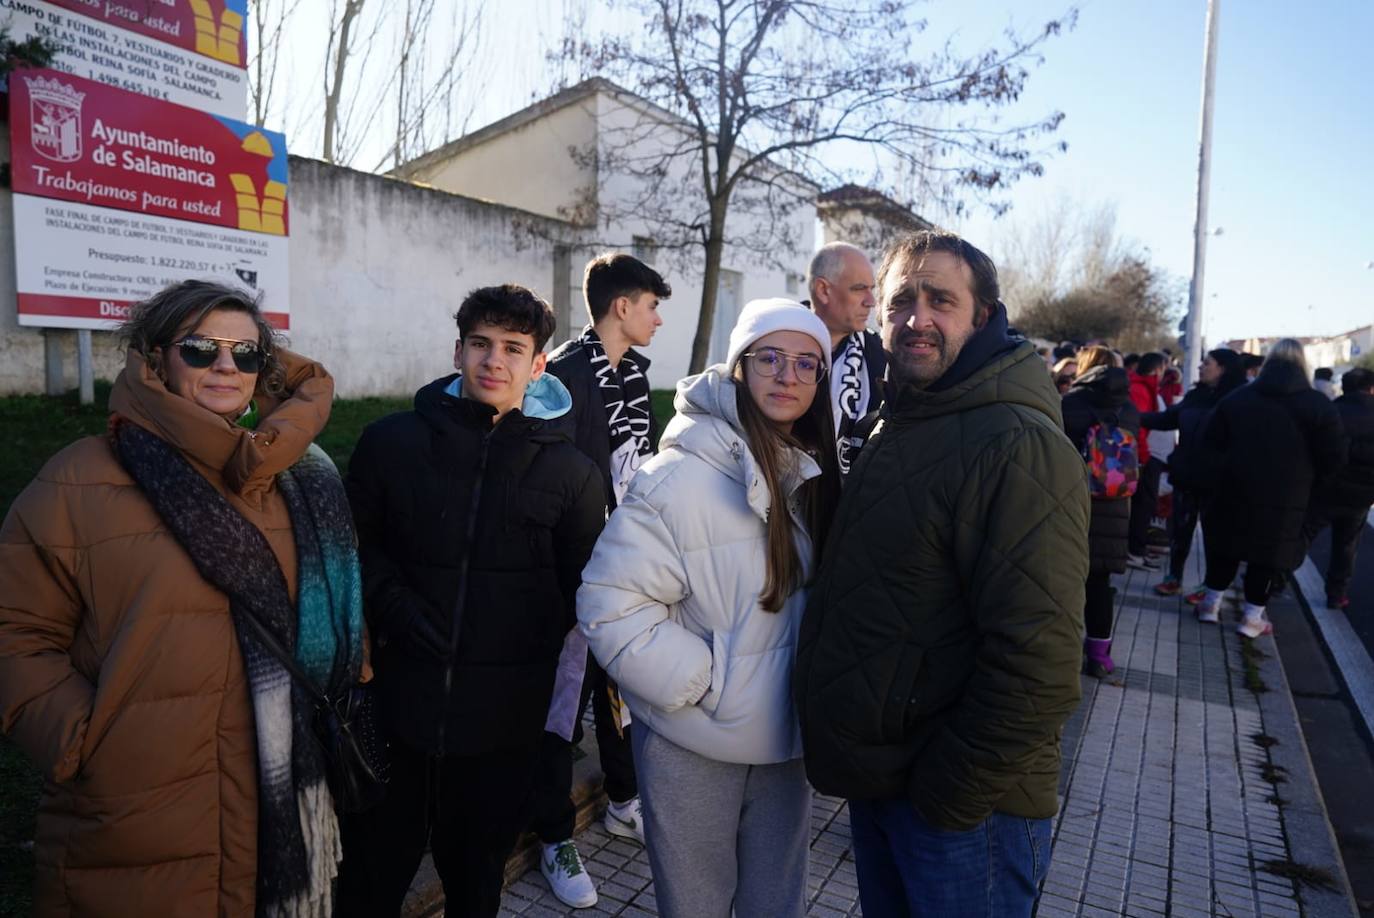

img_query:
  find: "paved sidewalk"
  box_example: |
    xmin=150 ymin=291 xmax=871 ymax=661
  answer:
xmin=482 ymin=550 xmax=1357 ymax=917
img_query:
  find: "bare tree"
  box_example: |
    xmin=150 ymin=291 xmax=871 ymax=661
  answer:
xmin=994 ymin=195 xmax=1179 ymax=351
xmin=994 ymin=195 xmax=1123 ymax=312
xmin=307 ymin=0 xmax=490 ymax=168
xmin=377 ymin=0 xmax=486 ymax=172
xmin=1013 ymin=256 xmax=1180 ymax=353
xmin=322 ymin=0 xmax=371 ymax=163
xmin=247 ymin=0 xmax=304 ymax=127
xmin=566 ymin=0 xmax=1075 ymax=373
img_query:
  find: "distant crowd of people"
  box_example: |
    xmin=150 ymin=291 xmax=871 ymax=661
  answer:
xmin=1 ymin=228 xmax=1368 ymax=918
xmin=1043 ymin=336 xmax=1373 ymax=676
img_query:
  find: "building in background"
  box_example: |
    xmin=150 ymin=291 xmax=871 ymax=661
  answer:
xmin=817 ymin=183 xmax=933 ymax=258
xmin=394 ymin=78 xmax=817 ymax=387
xmin=1221 ymin=326 xmax=1373 ymax=376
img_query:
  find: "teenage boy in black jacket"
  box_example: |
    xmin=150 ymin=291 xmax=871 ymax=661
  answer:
xmin=338 ymin=285 xmax=605 ymax=918
xmin=528 ymin=253 xmax=669 ymax=908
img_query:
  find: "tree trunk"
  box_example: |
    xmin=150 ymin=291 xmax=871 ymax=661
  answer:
xmin=323 ymin=0 xmax=365 ymax=163
xmin=688 ymin=209 xmax=728 ymax=374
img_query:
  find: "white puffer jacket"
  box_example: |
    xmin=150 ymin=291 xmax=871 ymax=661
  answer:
xmin=577 ymin=368 xmax=821 ymax=765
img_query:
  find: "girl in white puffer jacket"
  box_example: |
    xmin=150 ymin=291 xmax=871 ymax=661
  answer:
xmin=577 ymin=299 xmax=841 ymax=918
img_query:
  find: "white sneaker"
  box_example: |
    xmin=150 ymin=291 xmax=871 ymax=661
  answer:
xmin=1127 ymin=553 xmax=1161 ymax=571
xmin=540 ymin=840 xmax=597 ymax=908
xmin=1238 ymin=604 xmax=1273 ymax=639
xmin=604 ymin=796 xmax=646 ymax=845
xmin=1197 ymin=590 xmax=1222 ymax=624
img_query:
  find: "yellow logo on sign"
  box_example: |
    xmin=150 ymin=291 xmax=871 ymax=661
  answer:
xmin=231 ymin=132 xmax=286 ymax=235
xmin=189 ymin=0 xmax=244 ymax=65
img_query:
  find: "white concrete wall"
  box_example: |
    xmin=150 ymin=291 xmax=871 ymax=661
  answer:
xmin=286 ymin=159 xmax=574 ymax=397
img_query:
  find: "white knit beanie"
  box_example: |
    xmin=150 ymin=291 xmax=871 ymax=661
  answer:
xmin=725 ymin=297 xmax=832 ymax=373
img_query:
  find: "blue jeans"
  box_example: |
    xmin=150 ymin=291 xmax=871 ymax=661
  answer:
xmin=847 ymin=799 xmax=1052 ymax=918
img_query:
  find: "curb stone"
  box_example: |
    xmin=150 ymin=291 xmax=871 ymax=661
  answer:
xmin=1259 ymin=580 xmax=1361 ymax=917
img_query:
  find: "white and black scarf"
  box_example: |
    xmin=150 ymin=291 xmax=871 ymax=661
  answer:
xmin=831 ymin=332 xmax=872 ymax=475
xmin=579 ymin=325 xmax=654 ymax=505
xmin=116 ymin=421 xmax=363 ymax=918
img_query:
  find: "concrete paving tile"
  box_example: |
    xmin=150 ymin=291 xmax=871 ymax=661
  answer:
xmin=806 ymin=907 xmax=846 ymax=918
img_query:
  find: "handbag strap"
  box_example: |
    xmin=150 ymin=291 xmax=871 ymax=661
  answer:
xmin=237 ymin=602 xmax=335 ymax=709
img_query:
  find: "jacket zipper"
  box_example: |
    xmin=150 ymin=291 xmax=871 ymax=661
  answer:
xmin=435 ymin=423 xmax=495 ymax=753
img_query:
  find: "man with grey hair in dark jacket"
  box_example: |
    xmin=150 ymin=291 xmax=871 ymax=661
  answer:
xmin=806 ymin=241 xmax=886 ymax=474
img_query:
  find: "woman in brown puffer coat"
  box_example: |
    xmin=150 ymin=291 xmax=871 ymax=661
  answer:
xmin=0 ymin=281 xmax=366 ymax=917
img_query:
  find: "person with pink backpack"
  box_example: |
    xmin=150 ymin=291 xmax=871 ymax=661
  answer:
xmin=1060 ymin=346 xmax=1142 ymax=677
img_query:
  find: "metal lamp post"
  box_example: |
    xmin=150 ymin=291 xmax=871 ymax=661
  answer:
xmin=1183 ymin=0 xmax=1221 ymax=387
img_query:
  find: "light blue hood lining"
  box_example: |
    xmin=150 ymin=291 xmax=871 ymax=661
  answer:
xmin=443 ymin=372 xmax=572 ymax=420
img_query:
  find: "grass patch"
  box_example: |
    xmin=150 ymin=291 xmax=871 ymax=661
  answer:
xmin=0 ymin=382 xmax=115 ymax=518
xmin=314 ymin=395 xmax=411 ymax=474
xmin=1260 ymin=763 xmax=1289 ymax=785
xmin=1240 ymin=638 xmax=1270 ymax=694
xmin=0 ymin=737 xmax=41 ymax=918
xmin=651 ymin=388 xmax=676 ymax=449
xmin=1260 ymin=858 xmax=1339 ymax=891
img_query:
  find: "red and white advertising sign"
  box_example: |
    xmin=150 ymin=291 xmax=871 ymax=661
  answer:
xmin=42 ymin=0 xmax=249 ymax=67
xmin=9 ymin=68 xmax=290 ymax=330
xmin=1 ymin=0 xmax=248 ymax=119
xmin=14 ymin=195 xmax=290 ymax=330
xmin=11 ymin=69 xmax=289 ymax=233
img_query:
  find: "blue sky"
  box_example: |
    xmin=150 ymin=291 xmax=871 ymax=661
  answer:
xmin=942 ymin=0 xmax=1374 ymax=345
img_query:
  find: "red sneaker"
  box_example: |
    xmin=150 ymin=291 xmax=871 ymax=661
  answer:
xmin=1184 ymin=587 xmax=1208 ymax=606
xmin=1154 ymin=578 xmax=1181 ymax=596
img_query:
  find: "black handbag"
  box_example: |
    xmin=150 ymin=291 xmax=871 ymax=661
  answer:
xmin=238 ymin=609 xmax=391 ymax=814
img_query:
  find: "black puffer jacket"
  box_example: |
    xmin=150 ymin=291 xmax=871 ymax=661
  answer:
xmin=1199 ymin=361 xmax=1346 ymax=570
xmin=346 ymin=375 xmax=605 ymax=755
xmin=1062 ymin=366 xmax=1140 ymax=575
xmin=1140 ymin=368 xmax=1247 ymax=491
xmin=546 ymin=339 xmax=659 ymax=511
xmin=1313 ymin=391 xmax=1374 ymax=511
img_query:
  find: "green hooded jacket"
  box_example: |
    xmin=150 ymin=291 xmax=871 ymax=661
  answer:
xmin=793 ymin=339 xmax=1089 ymax=830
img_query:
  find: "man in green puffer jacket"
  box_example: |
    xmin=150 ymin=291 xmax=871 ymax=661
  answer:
xmin=794 ymin=230 xmax=1089 ymax=917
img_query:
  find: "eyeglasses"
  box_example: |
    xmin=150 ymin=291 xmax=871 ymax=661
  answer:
xmin=742 ymin=348 xmax=826 ymax=385
xmin=173 ymin=335 xmax=264 ymax=373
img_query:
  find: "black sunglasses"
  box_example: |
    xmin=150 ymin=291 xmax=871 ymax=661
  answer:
xmin=172 ymin=335 xmax=264 ymax=373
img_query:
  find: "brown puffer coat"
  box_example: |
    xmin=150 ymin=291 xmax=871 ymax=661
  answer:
xmin=0 ymin=347 xmax=333 ymax=917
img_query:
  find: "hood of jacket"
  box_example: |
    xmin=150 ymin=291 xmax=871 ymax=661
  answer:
xmin=108 ymin=346 xmax=334 ymax=500
xmin=1254 ymin=360 xmax=1311 ymax=397
xmin=885 ymin=339 xmax=1064 ymax=429
xmin=417 ymin=372 xmax=575 ymax=442
xmin=1068 ymin=365 xmax=1130 ymax=411
xmin=440 ymin=372 xmax=572 ymax=420
xmin=1129 ymin=370 xmax=1161 ymax=402
xmin=661 ymin=367 xmax=821 ymax=523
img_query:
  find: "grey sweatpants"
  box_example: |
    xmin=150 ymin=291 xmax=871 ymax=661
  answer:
xmin=631 ymin=724 xmax=809 ymax=918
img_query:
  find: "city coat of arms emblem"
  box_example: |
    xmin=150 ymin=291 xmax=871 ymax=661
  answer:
xmin=26 ymin=76 xmax=86 ymax=163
